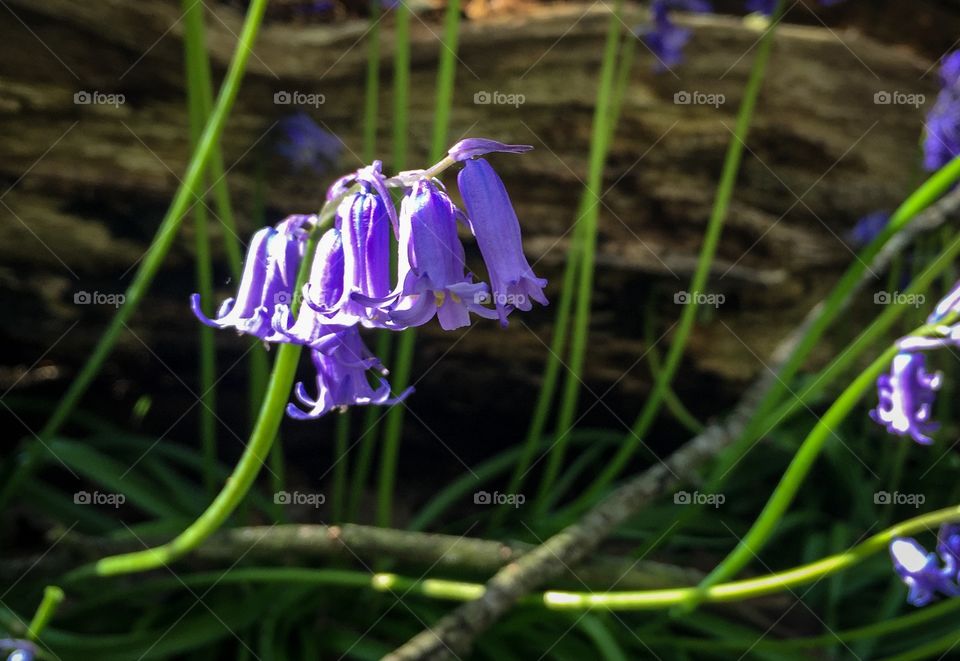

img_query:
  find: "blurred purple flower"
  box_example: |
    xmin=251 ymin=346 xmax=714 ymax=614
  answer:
xmin=458 ymin=157 xmax=548 ymax=326
xmin=924 ymin=52 xmax=960 ymax=172
xmin=275 ymin=112 xmax=342 ymax=174
xmin=387 ymin=179 xmax=497 ymax=331
xmin=870 ymin=351 xmax=942 ymax=445
xmin=192 ymin=214 xmax=311 ymax=341
xmin=890 ymin=533 xmax=960 ymax=607
xmin=847 ymin=211 xmax=890 ymax=248
xmin=638 ymin=0 xmax=712 ymax=71
xmin=287 ymin=326 xmax=410 ymax=419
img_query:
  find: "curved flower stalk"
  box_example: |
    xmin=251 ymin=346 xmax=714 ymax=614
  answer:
xmin=190 ymin=137 xmax=540 ymax=419
xmin=890 ymin=525 xmax=960 ymax=607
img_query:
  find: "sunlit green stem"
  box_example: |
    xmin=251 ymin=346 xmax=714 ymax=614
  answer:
xmin=577 ymin=0 xmax=786 ymax=506
xmin=533 ymin=0 xmax=624 ymax=513
xmin=0 ymin=0 xmax=270 ymax=511
xmin=27 ymin=585 xmax=64 ymax=641
xmin=184 ymin=0 xmax=218 ymax=496
xmin=678 ymin=340 xmax=912 ymax=611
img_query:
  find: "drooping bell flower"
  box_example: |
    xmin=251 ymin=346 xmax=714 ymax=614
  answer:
xmin=938 ymin=525 xmax=960 ymax=575
xmin=387 ymin=179 xmax=497 ymax=331
xmin=272 ymin=227 xmax=347 ymax=347
xmin=0 ymin=640 xmax=36 ymax=661
xmin=323 ymin=166 xmax=395 ymax=327
xmin=286 ymin=326 xmax=411 ymax=420
xmin=890 ymin=536 xmax=960 ymax=607
xmin=192 ymin=214 xmax=311 ymax=341
xmin=870 ymin=352 xmax=942 ymax=445
xmin=457 ymin=158 xmax=548 ymax=326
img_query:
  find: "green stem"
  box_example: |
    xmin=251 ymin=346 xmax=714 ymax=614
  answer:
xmin=0 ymin=0 xmax=271 ymax=511
xmin=677 ymin=344 xmax=901 ymax=611
xmin=184 ymin=0 xmax=218 ymax=496
xmin=534 ymin=0 xmax=624 ymax=512
xmin=27 ymin=585 xmax=65 ymax=641
xmin=708 ymin=151 xmax=960 ymax=487
xmin=332 ymin=412 xmax=350 ymax=522
xmin=578 ymin=0 xmax=786 ymax=506
xmin=68 ymin=505 xmax=960 ymax=611
xmin=85 ymin=227 xmax=327 ymax=577
xmin=377 ymin=0 xmax=461 ymax=528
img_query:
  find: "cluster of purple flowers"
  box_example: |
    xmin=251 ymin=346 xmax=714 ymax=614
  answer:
xmin=924 ymin=51 xmax=960 ymax=172
xmin=869 ymin=282 xmax=960 ymax=445
xmin=890 ymin=525 xmax=960 ymax=607
xmin=192 ymin=138 xmax=547 ymax=420
xmin=638 ymin=0 xmax=847 ymax=70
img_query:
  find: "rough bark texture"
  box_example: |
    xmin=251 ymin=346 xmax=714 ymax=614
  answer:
xmin=0 ymin=0 xmax=944 ymax=484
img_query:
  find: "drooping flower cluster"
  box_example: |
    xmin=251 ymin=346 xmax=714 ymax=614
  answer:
xmin=869 ymin=281 xmax=960 ymax=445
xmin=192 ymin=138 xmax=547 ymax=420
xmin=638 ymin=0 xmax=848 ymax=70
xmin=924 ymin=51 xmax=960 ymax=172
xmin=890 ymin=525 xmax=960 ymax=607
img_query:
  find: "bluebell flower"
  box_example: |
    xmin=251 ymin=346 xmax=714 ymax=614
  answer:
xmin=924 ymin=51 xmax=960 ymax=172
xmin=890 ymin=533 xmax=960 ymax=607
xmin=896 ymin=281 xmax=960 ymax=352
xmin=847 ymin=211 xmax=890 ymax=248
xmin=275 ymin=112 xmax=342 ymax=174
xmin=744 ymin=0 xmax=776 ymax=13
xmin=457 ymin=158 xmax=548 ymax=326
xmin=272 ymin=227 xmax=348 ymax=347
xmin=387 ymin=179 xmax=497 ymax=331
xmin=870 ymin=352 xmax=942 ymax=445
xmin=287 ymin=326 xmax=411 ymax=419
xmin=328 ymin=164 xmax=396 ymax=327
xmin=192 ymin=214 xmax=311 ymax=341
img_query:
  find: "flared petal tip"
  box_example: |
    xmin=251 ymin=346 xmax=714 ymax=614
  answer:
xmin=448 ymin=139 xmax=533 ymax=162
